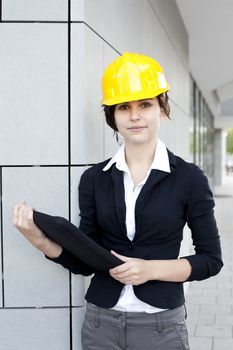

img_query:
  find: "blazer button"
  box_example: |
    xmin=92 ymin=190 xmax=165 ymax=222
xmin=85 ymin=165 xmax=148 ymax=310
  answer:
xmin=128 ymin=243 xmax=134 ymax=249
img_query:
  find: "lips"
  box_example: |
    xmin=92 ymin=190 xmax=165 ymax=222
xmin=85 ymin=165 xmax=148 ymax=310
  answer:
xmin=127 ymin=126 xmax=147 ymax=131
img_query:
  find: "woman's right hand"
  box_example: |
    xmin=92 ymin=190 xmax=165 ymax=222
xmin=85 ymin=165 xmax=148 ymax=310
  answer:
xmin=12 ymin=201 xmax=62 ymax=258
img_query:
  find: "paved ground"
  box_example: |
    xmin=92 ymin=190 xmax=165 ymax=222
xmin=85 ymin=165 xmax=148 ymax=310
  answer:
xmin=186 ymin=174 xmax=233 ymax=350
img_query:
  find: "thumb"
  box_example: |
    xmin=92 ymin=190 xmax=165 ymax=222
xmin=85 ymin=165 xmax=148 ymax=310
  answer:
xmin=111 ymin=250 xmax=132 ymax=262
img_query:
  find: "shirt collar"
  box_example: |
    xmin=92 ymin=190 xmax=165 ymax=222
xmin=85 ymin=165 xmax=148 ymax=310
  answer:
xmin=102 ymin=139 xmax=171 ymax=173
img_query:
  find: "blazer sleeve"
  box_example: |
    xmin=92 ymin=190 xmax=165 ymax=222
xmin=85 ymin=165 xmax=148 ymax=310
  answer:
xmin=45 ymin=168 xmax=99 ymax=276
xmin=181 ymin=165 xmax=223 ymax=281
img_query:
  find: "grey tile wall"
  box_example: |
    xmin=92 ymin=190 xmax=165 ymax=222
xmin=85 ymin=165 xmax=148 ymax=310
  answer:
xmin=0 ymin=308 xmax=70 ymax=350
xmin=140 ymin=0 xmax=190 ymax=116
xmin=71 ymin=24 xmax=104 ymax=164
xmin=71 ymin=0 xmax=84 ymax=21
xmin=149 ymin=0 xmax=189 ymax=68
xmin=72 ymin=307 xmax=86 ymax=350
xmin=103 ymin=46 xmax=120 ymax=159
xmin=2 ymin=167 xmax=70 ymax=307
xmin=72 ymin=0 xmax=145 ymax=53
xmin=72 ymin=274 xmax=85 ymax=307
xmin=70 ymin=166 xmax=88 ymax=226
xmin=2 ymin=0 xmax=68 ymax=21
xmin=0 ymin=206 xmax=2 ymax=307
xmin=0 ymin=23 xmax=68 ymax=165
xmin=71 ymin=166 xmax=88 ymax=307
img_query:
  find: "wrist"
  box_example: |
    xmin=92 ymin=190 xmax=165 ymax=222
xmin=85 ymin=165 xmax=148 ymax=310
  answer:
xmin=147 ymin=259 xmax=192 ymax=282
xmin=147 ymin=260 xmax=160 ymax=280
xmin=38 ymin=236 xmax=62 ymax=258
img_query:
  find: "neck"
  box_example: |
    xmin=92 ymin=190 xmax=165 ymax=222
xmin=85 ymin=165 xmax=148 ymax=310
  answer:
xmin=124 ymin=138 xmax=158 ymax=168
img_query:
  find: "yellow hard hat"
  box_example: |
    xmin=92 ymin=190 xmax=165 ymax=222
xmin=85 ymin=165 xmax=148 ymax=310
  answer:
xmin=101 ymin=52 xmax=170 ymax=106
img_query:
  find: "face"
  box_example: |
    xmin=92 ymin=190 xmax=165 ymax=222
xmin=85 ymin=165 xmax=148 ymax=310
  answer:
xmin=114 ymin=98 xmax=165 ymax=146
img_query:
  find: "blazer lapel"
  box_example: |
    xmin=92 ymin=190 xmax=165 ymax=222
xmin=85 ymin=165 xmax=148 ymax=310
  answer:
xmin=134 ymin=170 xmax=169 ymax=223
xmin=109 ymin=149 xmax=177 ymax=237
xmin=111 ymin=165 xmax=127 ymax=235
xmin=135 ymin=149 xmax=177 ymax=230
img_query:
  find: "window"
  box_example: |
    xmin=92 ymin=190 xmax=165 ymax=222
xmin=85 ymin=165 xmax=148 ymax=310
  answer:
xmin=190 ymin=76 xmax=214 ymax=187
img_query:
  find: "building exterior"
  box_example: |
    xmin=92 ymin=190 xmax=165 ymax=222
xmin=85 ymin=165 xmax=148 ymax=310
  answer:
xmin=0 ymin=1 xmax=221 ymax=349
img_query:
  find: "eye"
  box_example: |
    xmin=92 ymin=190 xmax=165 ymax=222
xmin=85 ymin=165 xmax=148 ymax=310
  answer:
xmin=117 ymin=104 xmax=129 ymax=111
xmin=140 ymin=101 xmax=152 ymax=108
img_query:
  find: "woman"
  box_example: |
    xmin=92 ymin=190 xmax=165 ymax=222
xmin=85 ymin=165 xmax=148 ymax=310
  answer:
xmin=13 ymin=52 xmax=223 ymax=350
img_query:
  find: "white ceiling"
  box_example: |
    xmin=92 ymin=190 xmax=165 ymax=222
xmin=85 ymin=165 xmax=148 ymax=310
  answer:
xmin=176 ymin=0 xmax=233 ymax=113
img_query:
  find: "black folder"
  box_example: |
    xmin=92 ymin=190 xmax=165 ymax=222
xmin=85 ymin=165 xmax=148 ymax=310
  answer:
xmin=33 ymin=210 xmax=123 ymax=272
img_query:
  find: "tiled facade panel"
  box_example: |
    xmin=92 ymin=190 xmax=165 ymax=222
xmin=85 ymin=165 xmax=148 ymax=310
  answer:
xmin=71 ymin=24 xmax=105 ymax=164
xmin=71 ymin=0 xmax=84 ymax=21
xmin=72 ymin=307 xmax=86 ymax=350
xmin=72 ymin=274 xmax=85 ymax=307
xmin=2 ymin=0 xmax=68 ymax=21
xmin=71 ymin=166 xmax=88 ymax=307
xmin=0 ymin=211 xmax=2 ymax=307
xmin=72 ymin=0 xmax=145 ymax=54
xmin=0 ymin=23 xmax=68 ymax=165
xmin=103 ymin=46 xmax=121 ymax=159
xmin=2 ymin=167 xmax=70 ymax=307
xmin=149 ymin=0 xmax=189 ymax=67
xmin=0 ymin=308 xmax=70 ymax=350
xmin=70 ymin=166 xmax=89 ymax=226
xmin=140 ymin=1 xmax=190 ymax=116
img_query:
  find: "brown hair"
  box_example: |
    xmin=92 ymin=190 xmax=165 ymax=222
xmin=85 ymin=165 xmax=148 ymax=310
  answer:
xmin=103 ymin=93 xmax=170 ymax=132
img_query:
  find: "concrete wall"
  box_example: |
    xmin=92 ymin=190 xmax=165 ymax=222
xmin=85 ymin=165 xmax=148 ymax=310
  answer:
xmin=0 ymin=1 xmax=190 ymax=349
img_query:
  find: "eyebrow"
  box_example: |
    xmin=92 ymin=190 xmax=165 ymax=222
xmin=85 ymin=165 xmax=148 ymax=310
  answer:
xmin=117 ymin=98 xmax=154 ymax=106
xmin=139 ymin=98 xmax=154 ymax=102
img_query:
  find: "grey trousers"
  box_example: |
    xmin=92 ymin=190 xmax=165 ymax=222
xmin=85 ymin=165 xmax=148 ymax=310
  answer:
xmin=81 ymin=303 xmax=190 ymax=350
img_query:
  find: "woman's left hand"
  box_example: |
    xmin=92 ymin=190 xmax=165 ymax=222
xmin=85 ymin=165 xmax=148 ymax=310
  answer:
xmin=109 ymin=251 xmax=151 ymax=285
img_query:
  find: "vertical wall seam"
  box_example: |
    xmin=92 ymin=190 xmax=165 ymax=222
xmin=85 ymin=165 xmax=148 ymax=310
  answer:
xmin=0 ymin=167 xmax=5 ymax=307
xmin=0 ymin=0 xmax=2 ymax=21
xmin=68 ymin=1 xmax=73 ymax=349
xmin=68 ymin=1 xmax=71 ymax=170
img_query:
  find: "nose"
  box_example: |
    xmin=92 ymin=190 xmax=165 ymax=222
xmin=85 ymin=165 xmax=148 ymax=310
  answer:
xmin=129 ymin=107 xmax=141 ymax=121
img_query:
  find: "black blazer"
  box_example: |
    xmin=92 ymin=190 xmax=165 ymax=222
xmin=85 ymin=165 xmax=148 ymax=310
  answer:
xmin=48 ymin=149 xmax=223 ymax=309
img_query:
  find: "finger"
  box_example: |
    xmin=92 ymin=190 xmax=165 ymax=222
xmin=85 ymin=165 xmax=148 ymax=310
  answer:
xmin=20 ymin=203 xmax=31 ymax=217
xmin=119 ymin=277 xmax=133 ymax=285
xmin=17 ymin=204 xmax=26 ymax=220
xmin=13 ymin=205 xmax=20 ymax=224
xmin=13 ymin=206 xmax=19 ymax=226
xmin=110 ymin=261 xmax=131 ymax=275
xmin=111 ymin=270 xmax=132 ymax=280
xmin=24 ymin=207 xmax=33 ymax=220
xmin=21 ymin=207 xmax=34 ymax=228
xmin=17 ymin=203 xmax=30 ymax=226
xmin=109 ymin=273 xmax=130 ymax=284
xmin=111 ymin=250 xmax=132 ymax=262
xmin=13 ymin=201 xmax=26 ymax=225
xmin=13 ymin=201 xmax=25 ymax=216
